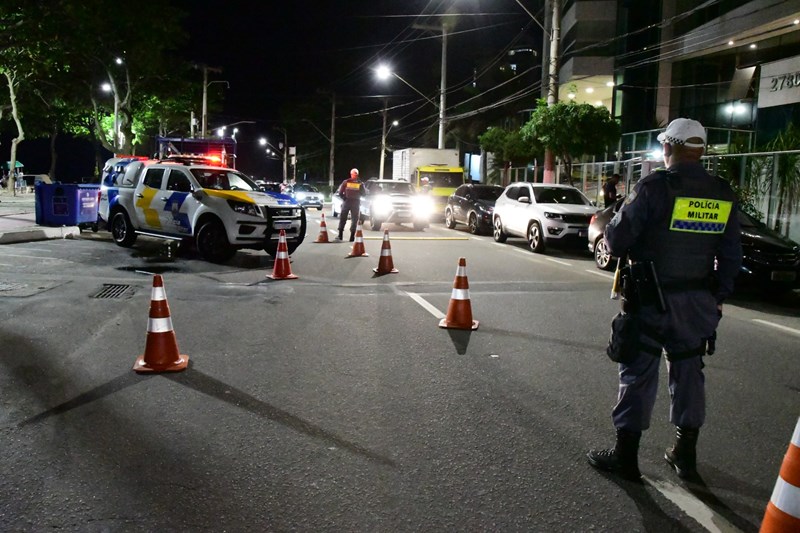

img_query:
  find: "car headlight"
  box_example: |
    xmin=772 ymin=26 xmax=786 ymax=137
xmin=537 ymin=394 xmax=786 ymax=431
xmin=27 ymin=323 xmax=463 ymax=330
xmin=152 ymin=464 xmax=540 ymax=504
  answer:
xmin=544 ymin=212 xmax=563 ymax=220
xmin=373 ymin=196 xmax=392 ymax=216
xmin=227 ymin=200 xmax=261 ymax=217
xmin=296 ymin=192 xmax=307 ymax=200
xmin=412 ymin=196 xmax=434 ymax=217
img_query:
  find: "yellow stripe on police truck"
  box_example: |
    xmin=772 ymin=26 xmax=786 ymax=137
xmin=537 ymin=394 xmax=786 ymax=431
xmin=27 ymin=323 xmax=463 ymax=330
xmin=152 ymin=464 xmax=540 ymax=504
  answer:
xmin=670 ymin=197 xmax=732 ymax=234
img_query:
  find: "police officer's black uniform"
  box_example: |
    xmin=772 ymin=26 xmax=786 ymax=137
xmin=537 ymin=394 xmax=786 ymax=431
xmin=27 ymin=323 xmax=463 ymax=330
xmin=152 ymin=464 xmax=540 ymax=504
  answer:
xmin=336 ymin=168 xmax=365 ymax=242
xmin=587 ymin=120 xmax=742 ymax=481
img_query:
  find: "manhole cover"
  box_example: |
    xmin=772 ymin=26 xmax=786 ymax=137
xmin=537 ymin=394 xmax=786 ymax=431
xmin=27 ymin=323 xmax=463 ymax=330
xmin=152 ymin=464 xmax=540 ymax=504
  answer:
xmin=92 ymin=284 xmax=134 ymax=299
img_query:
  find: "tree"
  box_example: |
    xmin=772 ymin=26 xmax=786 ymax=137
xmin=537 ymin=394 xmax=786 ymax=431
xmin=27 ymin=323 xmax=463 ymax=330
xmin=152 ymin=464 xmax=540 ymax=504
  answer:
xmin=478 ymin=127 xmax=541 ymax=185
xmin=520 ymin=100 xmax=620 ymax=186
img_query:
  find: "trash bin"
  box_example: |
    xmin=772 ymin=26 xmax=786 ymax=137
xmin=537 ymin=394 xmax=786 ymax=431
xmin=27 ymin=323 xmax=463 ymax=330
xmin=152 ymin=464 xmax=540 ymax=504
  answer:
xmin=35 ymin=183 xmax=100 ymax=229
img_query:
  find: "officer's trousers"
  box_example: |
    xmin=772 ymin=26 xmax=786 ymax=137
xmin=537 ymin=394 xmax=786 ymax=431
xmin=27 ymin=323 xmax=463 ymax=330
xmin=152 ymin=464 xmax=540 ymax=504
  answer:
xmin=338 ymin=201 xmax=360 ymax=239
xmin=612 ymin=289 xmax=719 ymax=433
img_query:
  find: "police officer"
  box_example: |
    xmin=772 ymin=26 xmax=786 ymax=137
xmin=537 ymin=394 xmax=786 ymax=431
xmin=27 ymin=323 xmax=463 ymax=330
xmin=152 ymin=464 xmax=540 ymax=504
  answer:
xmin=587 ymin=118 xmax=742 ymax=481
xmin=335 ymin=168 xmax=365 ymax=242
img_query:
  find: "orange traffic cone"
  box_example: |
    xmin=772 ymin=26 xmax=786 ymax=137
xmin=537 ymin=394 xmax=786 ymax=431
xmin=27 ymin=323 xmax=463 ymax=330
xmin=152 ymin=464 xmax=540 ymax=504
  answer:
xmin=268 ymin=229 xmax=298 ymax=279
xmin=439 ymin=257 xmax=479 ymax=330
xmin=133 ymin=275 xmax=189 ymax=373
xmin=373 ymin=229 xmax=399 ymax=274
xmin=760 ymin=417 xmax=800 ymax=532
xmin=347 ymin=221 xmax=369 ymax=258
xmin=314 ymin=213 xmax=331 ymax=243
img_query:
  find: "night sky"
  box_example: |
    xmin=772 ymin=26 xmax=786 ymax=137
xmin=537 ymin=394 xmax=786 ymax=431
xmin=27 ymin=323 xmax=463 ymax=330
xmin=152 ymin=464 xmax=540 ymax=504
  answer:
xmin=11 ymin=1 xmax=542 ymax=181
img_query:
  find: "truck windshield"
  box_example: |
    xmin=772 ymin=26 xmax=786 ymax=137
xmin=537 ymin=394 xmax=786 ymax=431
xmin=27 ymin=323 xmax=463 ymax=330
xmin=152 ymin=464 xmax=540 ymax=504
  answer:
xmin=191 ymin=169 xmax=258 ymax=192
xmin=419 ymin=172 xmax=462 ymax=188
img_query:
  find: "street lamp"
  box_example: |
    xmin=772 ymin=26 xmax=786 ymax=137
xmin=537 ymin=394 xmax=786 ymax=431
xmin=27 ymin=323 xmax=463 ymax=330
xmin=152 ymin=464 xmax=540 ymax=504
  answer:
xmin=376 ymin=64 xmax=446 ymax=149
xmin=259 ymin=136 xmax=286 ymax=182
xmin=100 ymin=82 xmax=119 ymax=149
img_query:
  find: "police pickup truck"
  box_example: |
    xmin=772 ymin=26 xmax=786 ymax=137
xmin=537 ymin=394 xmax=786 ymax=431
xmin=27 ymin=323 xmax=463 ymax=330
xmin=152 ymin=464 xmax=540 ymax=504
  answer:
xmin=99 ymin=156 xmax=306 ymax=263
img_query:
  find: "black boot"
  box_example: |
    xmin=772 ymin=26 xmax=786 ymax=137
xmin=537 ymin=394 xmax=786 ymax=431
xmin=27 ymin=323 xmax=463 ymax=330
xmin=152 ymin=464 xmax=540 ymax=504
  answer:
xmin=665 ymin=426 xmax=699 ymax=479
xmin=587 ymin=428 xmax=642 ymax=481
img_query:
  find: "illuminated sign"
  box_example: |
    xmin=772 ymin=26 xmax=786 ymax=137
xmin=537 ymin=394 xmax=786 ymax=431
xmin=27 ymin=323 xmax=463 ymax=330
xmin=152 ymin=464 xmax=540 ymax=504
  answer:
xmin=758 ymin=55 xmax=800 ymax=108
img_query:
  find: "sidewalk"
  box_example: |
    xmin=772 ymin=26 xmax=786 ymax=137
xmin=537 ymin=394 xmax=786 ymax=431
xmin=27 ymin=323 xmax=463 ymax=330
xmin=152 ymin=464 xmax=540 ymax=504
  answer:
xmin=0 ymin=189 xmax=81 ymax=244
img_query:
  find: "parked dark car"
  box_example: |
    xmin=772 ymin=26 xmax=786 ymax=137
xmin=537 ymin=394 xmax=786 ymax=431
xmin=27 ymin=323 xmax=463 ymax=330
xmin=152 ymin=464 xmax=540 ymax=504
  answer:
xmin=445 ymin=183 xmax=504 ymax=235
xmin=588 ymin=198 xmax=800 ymax=294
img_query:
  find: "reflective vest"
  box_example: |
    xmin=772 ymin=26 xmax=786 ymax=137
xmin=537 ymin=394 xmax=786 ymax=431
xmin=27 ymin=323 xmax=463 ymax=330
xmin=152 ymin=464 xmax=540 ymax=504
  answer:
xmin=632 ymin=170 xmax=736 ymax=284
xmin=340 ymin=179 xmax=363 ymax=201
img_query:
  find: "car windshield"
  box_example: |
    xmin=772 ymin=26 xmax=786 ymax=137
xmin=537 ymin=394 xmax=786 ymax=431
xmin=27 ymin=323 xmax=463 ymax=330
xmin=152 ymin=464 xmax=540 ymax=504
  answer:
xmin=419 ymin=172 xmax=462 ymax=188
xmin=533 ymin=187 xmax=590 ymax=205
xmin=191 ymin=169 xmax=258 ymax=191
xmin=296 ymin=184 xmax=318 ymax=192
xmin=475 ymin=187 xmax=503 ymax=201
xmin=370 ymin=181 xmax=414 ymax=194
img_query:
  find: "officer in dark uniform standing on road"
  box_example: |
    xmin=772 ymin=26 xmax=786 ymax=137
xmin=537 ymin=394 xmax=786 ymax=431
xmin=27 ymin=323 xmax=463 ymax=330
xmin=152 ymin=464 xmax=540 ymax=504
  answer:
xmin=587 ymin=118 xmax=742 ymax=481
xmin=335 ymin=168 xmax=365 ymax=242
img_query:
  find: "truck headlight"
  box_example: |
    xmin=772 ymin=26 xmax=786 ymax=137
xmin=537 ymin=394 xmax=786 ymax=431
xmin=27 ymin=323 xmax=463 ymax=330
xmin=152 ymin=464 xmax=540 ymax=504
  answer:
xmin=412 ymin=196 xmax=434 ymax=217
xmin=373 ymin=196 xmax=392 ymax=217
xmin=544 ymin=212 xmax=563 ymax=220
xmin=228 ymin=200 xmax=261 ymax=217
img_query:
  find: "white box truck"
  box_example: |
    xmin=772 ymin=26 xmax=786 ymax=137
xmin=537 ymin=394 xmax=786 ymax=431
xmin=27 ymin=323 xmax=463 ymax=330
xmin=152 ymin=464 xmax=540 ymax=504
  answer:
xmin=392 ymin=148 xmax=466 ymax=218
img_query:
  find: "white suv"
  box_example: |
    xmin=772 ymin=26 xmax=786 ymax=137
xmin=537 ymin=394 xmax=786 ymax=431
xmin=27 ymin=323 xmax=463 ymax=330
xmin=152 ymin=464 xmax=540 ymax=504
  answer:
xmin=99 ymin=158 xmax=306 ymax=263
xmin=492 ymin=183 xmax=597 ymax=253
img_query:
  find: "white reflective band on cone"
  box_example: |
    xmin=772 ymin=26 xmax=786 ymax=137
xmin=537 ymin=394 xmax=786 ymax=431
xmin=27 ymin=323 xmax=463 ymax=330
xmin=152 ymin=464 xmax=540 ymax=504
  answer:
xmin=456 ymin=266 xmax=466 ymax=277
xmin=450 ymin=288 xmax=470 ymax=300
xmin=770 ymin=476 xmax=800 ymax=520
xmin=148 ymin=317 xmax=174 ymax=333
xmin=792 ymin=418 xmax=800 ymax=447
xmin=381 ymin=249 xmax=391 ymax=257
xmin=151 ymin=287 xmax=166 ymax=301
xmin=277 ymin=251 xmax=289 ymax=259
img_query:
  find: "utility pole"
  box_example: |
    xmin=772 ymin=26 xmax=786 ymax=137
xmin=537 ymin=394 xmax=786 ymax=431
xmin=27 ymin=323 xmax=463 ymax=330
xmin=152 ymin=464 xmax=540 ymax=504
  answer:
xmin=199 ymin=64 xmax=222 ymax=139
xmin=329 ymin=93 xmax=336 ymax=192
xmin=379 ymin=99 xmax=388 ymax=180
xmin=438 ymin=25 xmax=448 ymax=149
xmin=543 ymin=0 xmax=561 ymax=183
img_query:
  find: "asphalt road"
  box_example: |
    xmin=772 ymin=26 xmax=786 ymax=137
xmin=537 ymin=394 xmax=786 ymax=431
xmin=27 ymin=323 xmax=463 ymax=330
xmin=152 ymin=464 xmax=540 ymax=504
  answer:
xmin=1 ymin=209 xmax=798 ymax=532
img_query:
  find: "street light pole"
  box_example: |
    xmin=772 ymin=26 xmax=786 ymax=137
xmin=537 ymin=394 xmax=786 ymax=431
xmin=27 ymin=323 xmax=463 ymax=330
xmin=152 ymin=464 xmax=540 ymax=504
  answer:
xmin=200 ymin=65 xmax=223 ymax=138
xmin=438 ymin=25 xmax=448 ymax=150
xmin=379 ymin=100 xmax=398 ymax=180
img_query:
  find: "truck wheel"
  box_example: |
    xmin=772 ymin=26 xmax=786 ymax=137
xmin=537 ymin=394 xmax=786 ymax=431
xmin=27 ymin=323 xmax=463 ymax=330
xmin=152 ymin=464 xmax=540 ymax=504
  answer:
xmin=196 ymin=220 xmax=235 ymax=263
xmin=110 ymin=210 xmax=137 ymax=247
xmin=528 ymin=221 xmax=546 ymax=253
xmin=445 ymin=208 xmax=457 ymax=229
xmin=371 ymin=218 xmax=382 ymax=231
xmin=493 ymin=217 xmax=507 ymax=243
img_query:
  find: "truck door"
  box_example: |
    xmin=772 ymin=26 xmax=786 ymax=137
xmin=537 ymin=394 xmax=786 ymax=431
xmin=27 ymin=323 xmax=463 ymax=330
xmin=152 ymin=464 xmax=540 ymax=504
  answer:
xmin=134 ymin=167 xmax=167 ymax=232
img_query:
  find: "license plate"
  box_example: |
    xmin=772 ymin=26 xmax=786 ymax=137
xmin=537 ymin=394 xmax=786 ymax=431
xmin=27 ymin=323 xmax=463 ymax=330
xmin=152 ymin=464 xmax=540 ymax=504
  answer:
xmin=273 ymin=220 xmax=292 ymax=230
xmin=771 ymin=270 xmax=796 ymax=282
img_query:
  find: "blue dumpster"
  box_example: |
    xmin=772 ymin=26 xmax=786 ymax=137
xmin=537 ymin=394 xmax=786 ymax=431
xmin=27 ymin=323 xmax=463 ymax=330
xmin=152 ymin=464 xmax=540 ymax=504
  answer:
xmin=35 ymin=183 xmax=100 ymax=229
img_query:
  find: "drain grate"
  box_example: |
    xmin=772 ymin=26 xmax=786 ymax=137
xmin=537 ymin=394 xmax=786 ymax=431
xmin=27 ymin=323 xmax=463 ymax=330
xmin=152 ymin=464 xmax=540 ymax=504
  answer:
xmin=92 ymin=284 xmax=133 ymax=299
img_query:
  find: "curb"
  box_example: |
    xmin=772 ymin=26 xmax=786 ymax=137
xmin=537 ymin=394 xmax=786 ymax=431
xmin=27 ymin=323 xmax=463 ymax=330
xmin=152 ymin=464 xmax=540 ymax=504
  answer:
xmin=0 ymin=225 xmax=81 ymax=244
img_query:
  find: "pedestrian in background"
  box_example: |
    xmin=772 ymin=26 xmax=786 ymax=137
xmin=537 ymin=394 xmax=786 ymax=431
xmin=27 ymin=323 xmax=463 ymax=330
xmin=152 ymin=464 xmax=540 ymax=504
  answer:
xmin=603 ymin=173 xmax=621 ymax=207
xmin=335 ymin=168 xmax=365 ymax=242
xmin=587 ymin=118 xmax=742 ymax=481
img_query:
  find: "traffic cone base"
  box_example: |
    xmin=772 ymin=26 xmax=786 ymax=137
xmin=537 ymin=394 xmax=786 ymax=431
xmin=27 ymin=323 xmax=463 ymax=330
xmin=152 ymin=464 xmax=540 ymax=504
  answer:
xmin=314 ymin=213 xmax=331 ymax=243
xmin=347 ymin=221 xmax=369 ymax=257
xmin=439 ymin=257 xmax=479 ymax=330
xmin=134 ymin=275 xmax=189 ymax=373
xmin=269 ymin=229 xmax=299 ymax=279
xmin=373 ymin=229 xmax=398 ymax=274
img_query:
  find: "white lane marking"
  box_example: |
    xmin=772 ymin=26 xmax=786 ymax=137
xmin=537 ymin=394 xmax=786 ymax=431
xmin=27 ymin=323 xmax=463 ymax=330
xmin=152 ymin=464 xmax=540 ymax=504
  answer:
xmin=546 ymin=257 xmax=572 ymax=266
xmin=752 ymin=319 xmax=800 ymax=337
xmin=405 ymin=291 xmax=445 ymax=319
xmin=0 ymin=253 xmax=64 ymax=261
xmin=585 ymin=269 xmax=614 ymax=279
xmin=0 ymin=247 xmax=53 ymax=252
xmin=645 ymin=477 xmax=744 ymax=533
